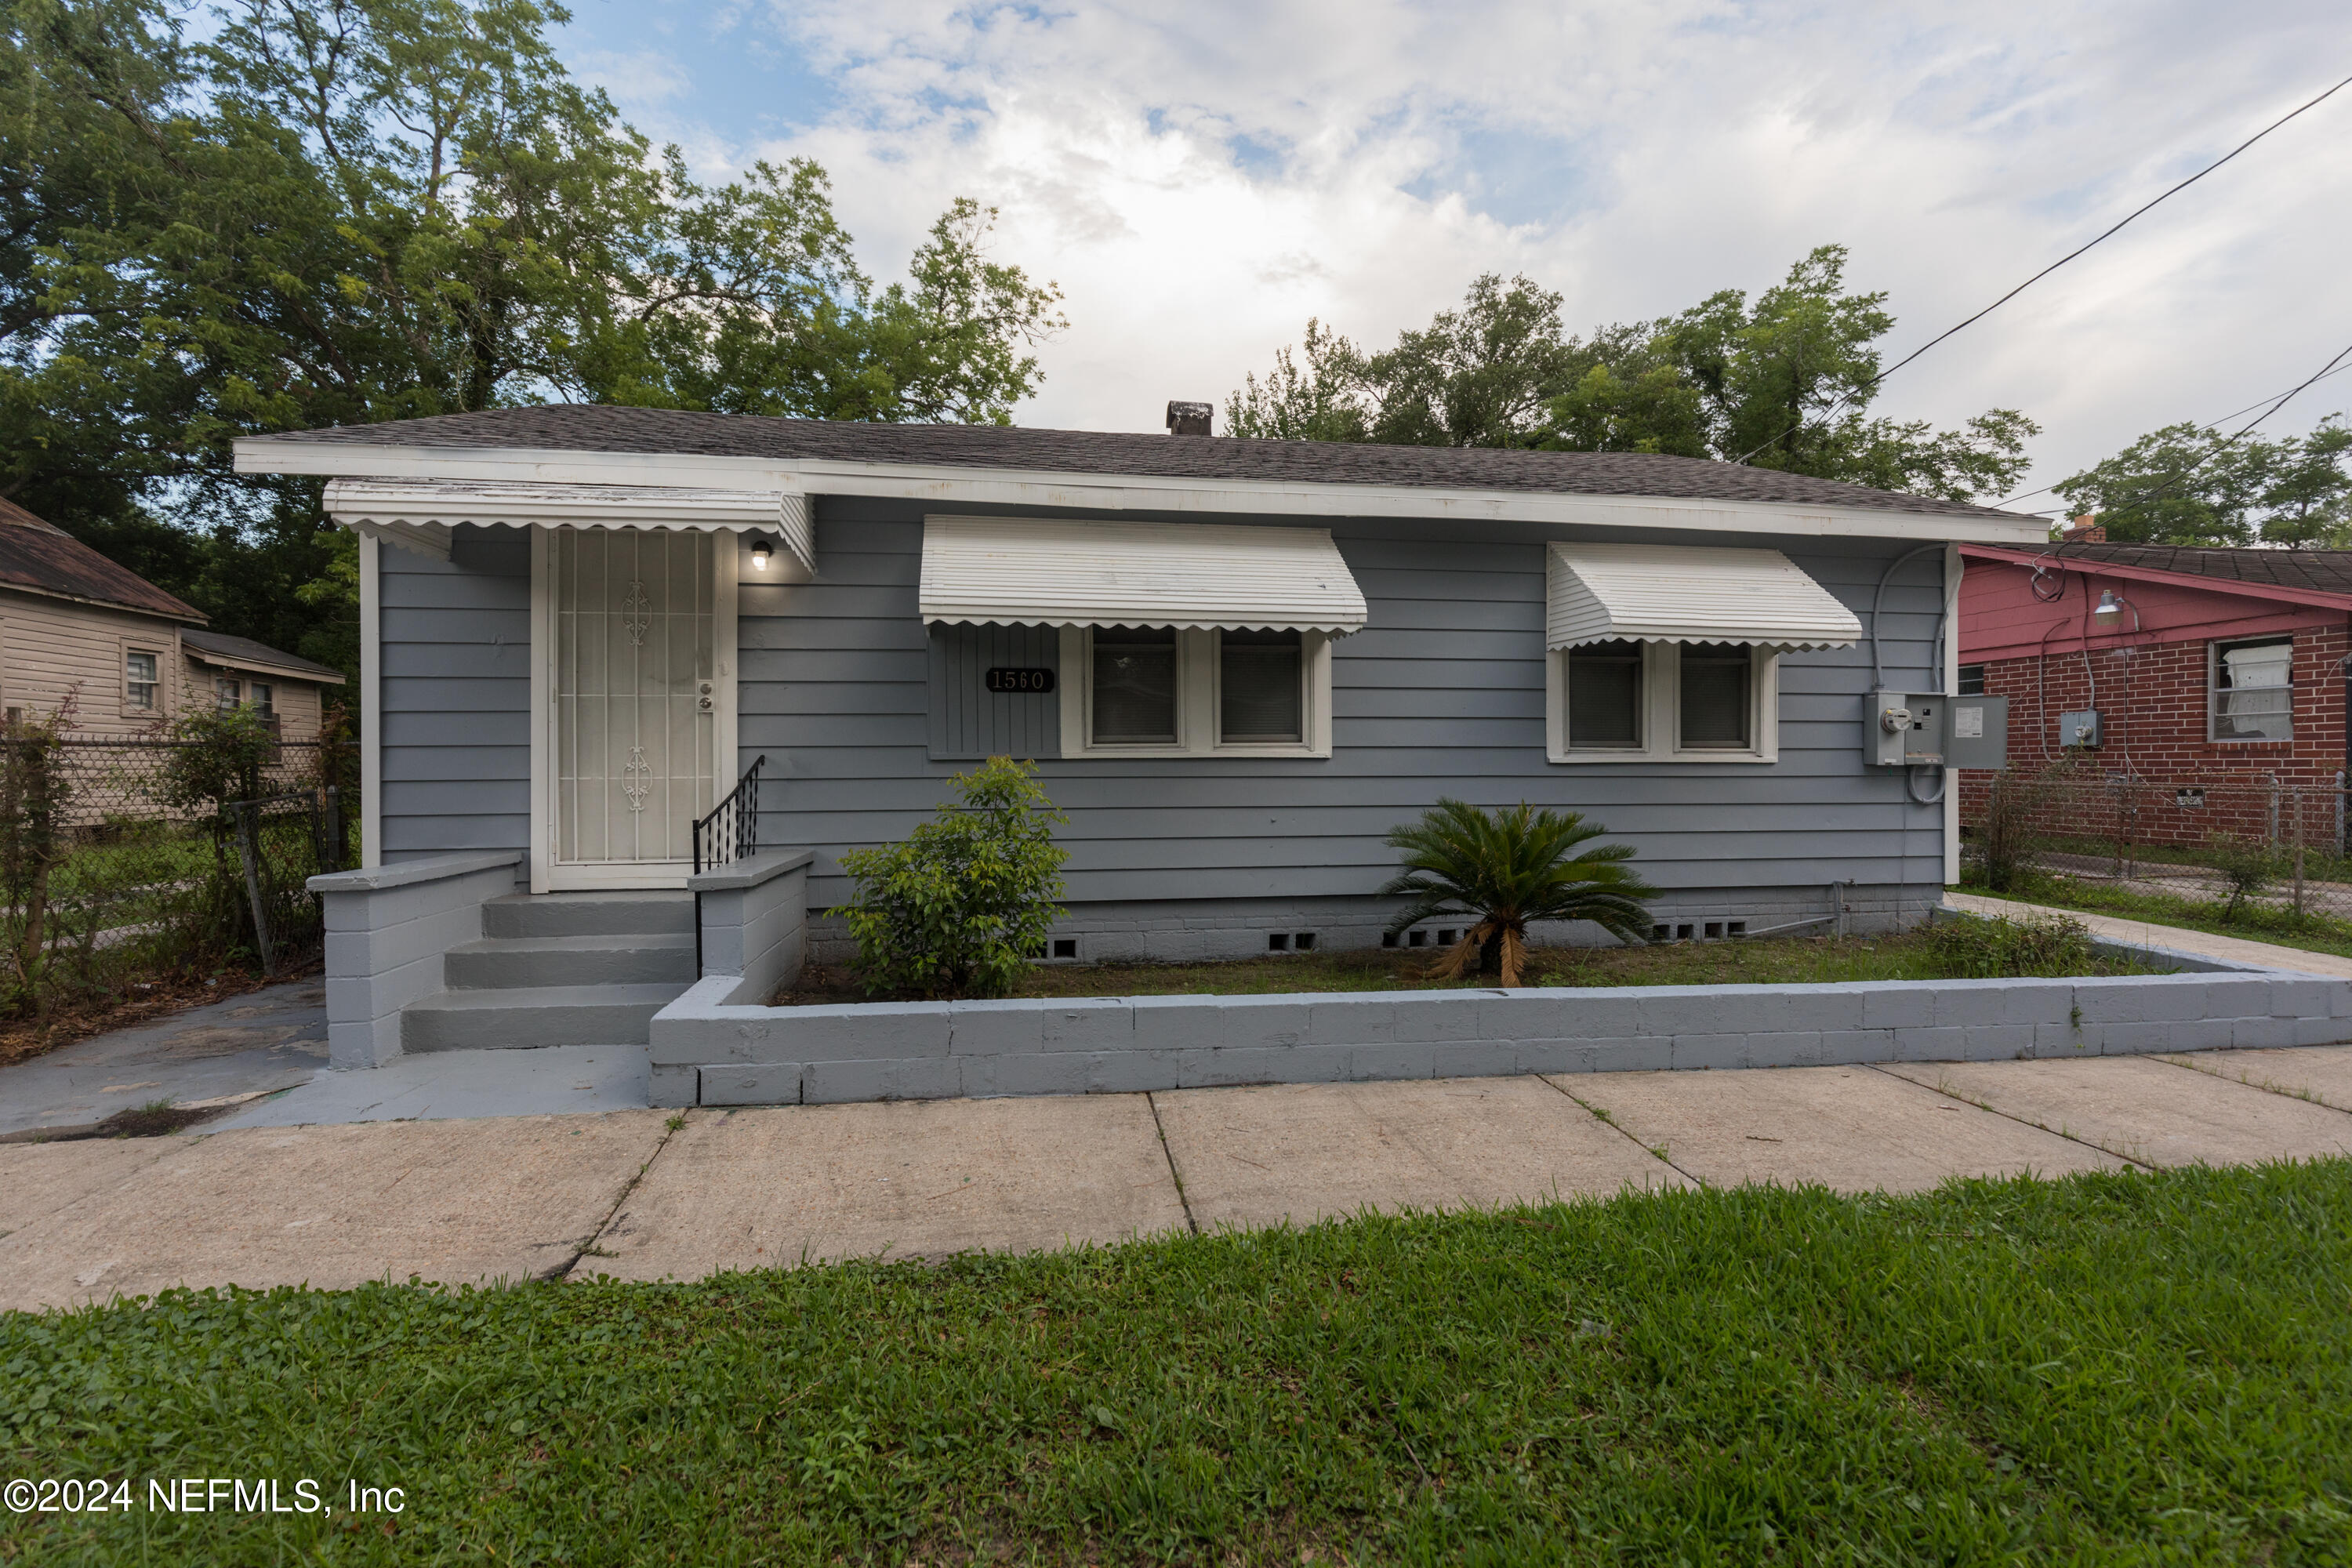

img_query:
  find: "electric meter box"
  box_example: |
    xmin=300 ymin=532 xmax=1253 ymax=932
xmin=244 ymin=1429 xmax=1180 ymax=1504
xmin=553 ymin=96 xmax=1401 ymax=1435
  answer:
xmin=1872 ymin=691 xmax=2009 ymax=768
xmin=1944 ymin=695 xmax=2009 ymax=770
xmin=1871 ymin=690 xmax=1947 ymax=768
xmin=2058 ymin=709 xmax=2103 ymax=749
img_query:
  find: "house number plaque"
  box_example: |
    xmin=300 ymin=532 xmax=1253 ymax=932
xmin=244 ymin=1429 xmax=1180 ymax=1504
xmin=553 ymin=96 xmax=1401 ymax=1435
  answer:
xmin=985 ymin=667 xmax=1055 ymax=694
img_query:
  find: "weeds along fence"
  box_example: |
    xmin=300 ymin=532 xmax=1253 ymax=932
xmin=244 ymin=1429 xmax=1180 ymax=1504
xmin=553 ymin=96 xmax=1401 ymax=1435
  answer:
xmin=0 ymin=730 xmax=358 ymax=1021
xmin=1962 ymin=769 xmax=2352 ymax=922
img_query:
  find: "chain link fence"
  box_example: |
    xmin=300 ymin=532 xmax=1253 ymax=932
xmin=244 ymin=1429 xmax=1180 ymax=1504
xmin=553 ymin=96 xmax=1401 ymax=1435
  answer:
xmin=0 ymin=728 xmax=357 ymax=1020
xmin=1961 ymin=768 xmax=2352 ymax=925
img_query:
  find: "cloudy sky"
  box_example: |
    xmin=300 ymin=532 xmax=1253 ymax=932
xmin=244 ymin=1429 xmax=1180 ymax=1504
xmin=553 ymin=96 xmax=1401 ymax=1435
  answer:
xmin=557 ymin=1 xmax=2351 ymax=507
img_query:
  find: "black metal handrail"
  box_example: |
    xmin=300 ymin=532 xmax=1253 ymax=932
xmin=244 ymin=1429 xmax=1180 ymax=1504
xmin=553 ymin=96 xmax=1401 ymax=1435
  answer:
xmin=692 ymin=754 xmax=767 ymax=875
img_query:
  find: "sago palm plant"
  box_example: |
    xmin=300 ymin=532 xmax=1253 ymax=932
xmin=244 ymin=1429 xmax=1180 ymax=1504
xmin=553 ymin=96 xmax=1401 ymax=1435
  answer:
xmin=1379 ymin=799 xmax=1656 ymax=986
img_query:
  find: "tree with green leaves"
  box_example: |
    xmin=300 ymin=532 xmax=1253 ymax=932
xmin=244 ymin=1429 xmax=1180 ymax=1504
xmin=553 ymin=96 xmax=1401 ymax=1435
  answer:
xmin=1229 ymin=245 xmax=2037 ymax=503
xmin=2054 ymin=416 xmax=2352 ymax=547
xmin=1 ymin=0 xmax=1065 ymax=677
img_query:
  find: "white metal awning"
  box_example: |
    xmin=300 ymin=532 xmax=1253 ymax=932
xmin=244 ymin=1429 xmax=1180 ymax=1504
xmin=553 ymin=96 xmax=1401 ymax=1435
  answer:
xmin=1546 ymin=541 xmax=1862 ymax=649
xmin=919 ymin=517 xmax=1369 ymax=633
xmin=321 ymin=477 xmax=814 ymax=572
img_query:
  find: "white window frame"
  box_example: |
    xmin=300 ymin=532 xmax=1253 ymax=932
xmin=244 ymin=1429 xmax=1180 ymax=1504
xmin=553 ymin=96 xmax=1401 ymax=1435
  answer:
xmin=213 ymin=674 xmax=242 ymax=712
xmin=122 ymin=642 xmax=164 ymax=717
xmin=2207 ymin=636 xmax=2293 ymax=744
xmin=1057 ymin=625 xmax=1332 ymax=758
xmin=1546 ymin=641 xmax=1780 ymax=764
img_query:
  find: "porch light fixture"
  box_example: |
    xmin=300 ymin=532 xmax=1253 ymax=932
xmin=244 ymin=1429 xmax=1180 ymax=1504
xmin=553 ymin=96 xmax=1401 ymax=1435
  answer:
xmin=751 ymin=539 xmax=772 ymax=572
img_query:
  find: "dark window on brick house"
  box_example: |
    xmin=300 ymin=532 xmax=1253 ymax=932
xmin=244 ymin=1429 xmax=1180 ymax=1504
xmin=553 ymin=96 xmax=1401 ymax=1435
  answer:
xmin=1957 ymin=663 xmax=1985 ymax=696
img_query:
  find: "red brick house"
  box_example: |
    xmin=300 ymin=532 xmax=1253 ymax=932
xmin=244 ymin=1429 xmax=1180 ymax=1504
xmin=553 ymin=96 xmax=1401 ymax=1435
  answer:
xmin=1958 ymin=537 xmax=2352 ymax=847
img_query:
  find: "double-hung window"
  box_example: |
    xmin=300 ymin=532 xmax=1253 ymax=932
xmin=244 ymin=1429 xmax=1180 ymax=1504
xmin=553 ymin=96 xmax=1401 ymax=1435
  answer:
xmin=1062 ymin=625 xmax=1330 ymax=755
xmin=124 ymin=650 xmax=159 ymax=713
xmin=214 ymin=675 xmax=241 ymax=712
xmin=2210 ymin=637 xmax=2292 ymax=742
xmin=1552 ymin=640 xmax=1777 ymax=762
xmin=1542 ymin=541 xmax=1860 ymax=765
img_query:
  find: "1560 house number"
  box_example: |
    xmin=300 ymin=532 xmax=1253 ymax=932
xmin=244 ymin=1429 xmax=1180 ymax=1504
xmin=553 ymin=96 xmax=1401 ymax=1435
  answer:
xmin=985 ymin=667 xmax=1055 ymax=694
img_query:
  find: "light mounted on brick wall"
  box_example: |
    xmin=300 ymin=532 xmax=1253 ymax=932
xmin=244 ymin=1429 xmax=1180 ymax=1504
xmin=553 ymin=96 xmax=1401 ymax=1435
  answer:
xmin=2093 ymin=589 xmax=2125 ymax=619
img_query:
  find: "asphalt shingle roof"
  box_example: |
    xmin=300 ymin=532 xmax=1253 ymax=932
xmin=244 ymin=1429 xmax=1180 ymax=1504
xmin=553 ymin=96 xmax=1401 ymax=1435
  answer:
xmin=181 ymin=628 xmax=347 ymax=683
xmin=0 ymin=498 xmax=206 ymax=622
xmin=2042 ymin=543 xmax=2352 ymax=598
xmin=267 ymin=405 xmax=2028 ymax=522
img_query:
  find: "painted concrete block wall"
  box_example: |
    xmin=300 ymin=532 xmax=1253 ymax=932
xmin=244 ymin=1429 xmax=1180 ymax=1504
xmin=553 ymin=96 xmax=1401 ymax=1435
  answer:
xmin=652 ymin=961 xmax=2352 ymax=1109
xmin=377 ymin=526 xmax=532 ymax=861
xmin=739 ymin=501 xmax=1952 ymax=922
xmin=688 ymin=848 xmax=814 ymax=1005
xmin=310 ymin=851 xmax=522 ymax=1067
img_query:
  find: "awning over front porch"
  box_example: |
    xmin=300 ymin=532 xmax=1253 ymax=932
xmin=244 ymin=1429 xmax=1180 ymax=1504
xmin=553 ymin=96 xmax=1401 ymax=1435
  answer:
xmin=322 ymin=477 xmax=815 ymax=575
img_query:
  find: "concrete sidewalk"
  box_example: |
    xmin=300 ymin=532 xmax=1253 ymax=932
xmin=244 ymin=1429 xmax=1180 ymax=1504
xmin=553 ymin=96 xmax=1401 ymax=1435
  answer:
xmin=6 ymin=1044 xmax=2351 ymax=1314
xmin=1945 ymin=890 xmax=2352 ymax=978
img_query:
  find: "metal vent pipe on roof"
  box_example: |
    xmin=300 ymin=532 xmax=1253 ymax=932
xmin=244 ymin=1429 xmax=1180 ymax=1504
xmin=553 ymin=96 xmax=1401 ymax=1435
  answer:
xmin=1165 ymin=401 xmax=1213 ymax=436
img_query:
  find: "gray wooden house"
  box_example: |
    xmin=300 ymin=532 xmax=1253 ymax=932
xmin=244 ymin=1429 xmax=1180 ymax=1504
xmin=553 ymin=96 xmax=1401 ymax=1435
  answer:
xmin=238 ymin=408 xmax=2039 ymax=1067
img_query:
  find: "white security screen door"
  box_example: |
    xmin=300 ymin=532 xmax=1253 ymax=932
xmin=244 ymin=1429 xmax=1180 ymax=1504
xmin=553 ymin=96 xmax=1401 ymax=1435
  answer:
xmin=549 ymin=528 xmax=720 ymax=885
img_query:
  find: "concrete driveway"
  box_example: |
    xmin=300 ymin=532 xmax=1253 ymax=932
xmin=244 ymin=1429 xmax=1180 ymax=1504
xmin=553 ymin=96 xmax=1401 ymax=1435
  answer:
xmin=7 ymin=1044 xmax=2352 ymax=1314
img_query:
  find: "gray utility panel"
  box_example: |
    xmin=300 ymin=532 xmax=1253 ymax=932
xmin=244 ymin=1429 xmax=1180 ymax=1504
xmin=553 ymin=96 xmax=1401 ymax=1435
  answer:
xmin=1869 ymin=691 xmax=2008 ymax=770
xmin=1947 ymin=695 xmax=2009 ymax=769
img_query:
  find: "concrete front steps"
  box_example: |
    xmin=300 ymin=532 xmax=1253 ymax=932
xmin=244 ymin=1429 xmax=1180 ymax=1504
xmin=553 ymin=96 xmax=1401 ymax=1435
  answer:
xmin=402 ymin=891 xmax=699 ymax=1052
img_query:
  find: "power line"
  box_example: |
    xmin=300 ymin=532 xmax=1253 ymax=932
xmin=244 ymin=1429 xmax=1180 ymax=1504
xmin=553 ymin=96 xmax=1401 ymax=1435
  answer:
xmin=1730 ymin=68 xmax=2352 ymax=466
xmin=1993 ymin=359 xmax=2352 ymax=510
xmin=2006 ymin=332 xmax=2352 ymax=521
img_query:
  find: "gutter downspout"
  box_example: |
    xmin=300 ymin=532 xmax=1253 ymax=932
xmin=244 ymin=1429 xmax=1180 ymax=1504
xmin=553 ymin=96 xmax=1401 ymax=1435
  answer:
xmin=1944 ymin=543 xmax=1962 ymax=887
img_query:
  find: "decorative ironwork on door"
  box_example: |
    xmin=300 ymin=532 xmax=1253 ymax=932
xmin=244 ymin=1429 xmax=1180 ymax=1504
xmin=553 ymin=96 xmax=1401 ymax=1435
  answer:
xmin=554 ymin=530 xmax=716 ymax=863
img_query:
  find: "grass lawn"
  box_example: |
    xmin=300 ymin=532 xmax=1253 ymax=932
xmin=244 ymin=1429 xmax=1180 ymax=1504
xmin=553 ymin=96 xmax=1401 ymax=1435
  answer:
xmin=5 ymin=1161 xmax=2352 ymax=1563
xmin=779 ymin=925 xmax=2142 ymax=1006
xmin=1972 ymin=875 xmax=2352 ymax=963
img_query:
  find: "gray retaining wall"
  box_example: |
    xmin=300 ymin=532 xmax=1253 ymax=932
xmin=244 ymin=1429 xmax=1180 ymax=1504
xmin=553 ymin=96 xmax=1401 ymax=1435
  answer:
xmin=310 ymin=851 xmax=525 ymax=1069
xmin=689 ymin=848 xmax=815 ymax=1004
xmin=648 ymin=944 xmax=2352 ymax=1108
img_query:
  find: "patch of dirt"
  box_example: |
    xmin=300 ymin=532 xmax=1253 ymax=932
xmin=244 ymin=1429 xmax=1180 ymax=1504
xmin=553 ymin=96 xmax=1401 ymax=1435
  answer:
xmin=0 ymin=1099 xmax=240 ymax=1144
xmin=0 ymin=962 xmax=314 ymax=1071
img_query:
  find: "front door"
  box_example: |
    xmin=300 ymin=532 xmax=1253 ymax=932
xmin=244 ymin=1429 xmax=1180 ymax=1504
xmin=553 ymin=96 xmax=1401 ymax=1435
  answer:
xmin=535 ymin=527 xmax=735 ymax=889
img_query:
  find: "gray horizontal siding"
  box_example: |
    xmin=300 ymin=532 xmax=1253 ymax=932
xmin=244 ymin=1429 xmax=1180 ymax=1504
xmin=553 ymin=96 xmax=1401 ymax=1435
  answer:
xmin=377 ymin=526 xmax=531 ymax=862
xmin=739 ymin=500 xmax=1952 ymax=907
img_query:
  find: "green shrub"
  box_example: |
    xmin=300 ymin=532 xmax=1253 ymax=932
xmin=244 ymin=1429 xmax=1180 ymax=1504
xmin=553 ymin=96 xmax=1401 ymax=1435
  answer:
xmin=1963 ymin=767 xmax=2053 ymax=894
xmin=1922 ymin=910 xmax=2098 ymax=977
xmin=1379 ymin=798 xmax=1656 ymax=986
xmin=2204 ymin=832 xmax=2281 ymax=920
xmin=834 ymin=757 xmax=1068 ymax=999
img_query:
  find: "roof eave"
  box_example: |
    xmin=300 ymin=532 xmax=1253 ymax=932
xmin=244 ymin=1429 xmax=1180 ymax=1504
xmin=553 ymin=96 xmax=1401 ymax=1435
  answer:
xmin=237 ymin=435 xmax=2046 ymax=545
xmin=183 ymin=646 xmax=347 ymax=684
xmin=1962 ymin=543 xmax=2352 ymax=613
xmin=0 ymin=578 xmax=208 ymax=626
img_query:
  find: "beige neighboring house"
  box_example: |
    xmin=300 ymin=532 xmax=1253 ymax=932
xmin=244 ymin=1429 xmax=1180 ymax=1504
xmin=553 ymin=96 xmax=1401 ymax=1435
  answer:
xmin=0 ymin=497 xmax=346 ymax=737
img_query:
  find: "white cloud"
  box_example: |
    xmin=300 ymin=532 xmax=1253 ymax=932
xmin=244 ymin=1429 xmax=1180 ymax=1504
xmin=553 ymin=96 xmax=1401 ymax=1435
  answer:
xmin=579 ymin=0 xmax=2352 ymax=494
